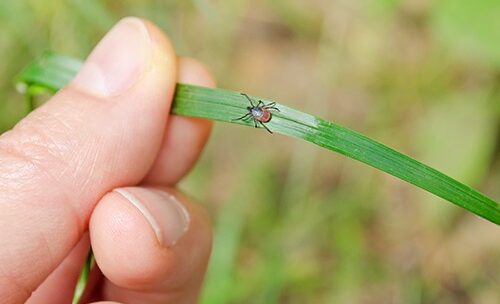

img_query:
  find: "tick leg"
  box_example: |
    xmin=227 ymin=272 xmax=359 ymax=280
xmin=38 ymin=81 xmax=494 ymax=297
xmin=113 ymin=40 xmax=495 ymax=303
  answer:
xmin=266 ymin=106 xmax=280 ymax=112
xmin=253 ymin=118 xmax=258 ymax=128
xmin=241 ymin=93 xmax=255 ymax=107
xmin=259 ymin=121 xmax=273 ymax=134
xmin=232 ymin=112 xmax=251 ymax=121
xmin=257 ymin=100 xmax=264 ymax=107
xmin=264 ymin=103 xmax=280 ymax=112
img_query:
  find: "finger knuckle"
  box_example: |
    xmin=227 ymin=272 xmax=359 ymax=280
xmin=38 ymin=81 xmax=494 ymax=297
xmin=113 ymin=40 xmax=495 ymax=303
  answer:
xmin=0 ymin=108 xmax=79 ymax=189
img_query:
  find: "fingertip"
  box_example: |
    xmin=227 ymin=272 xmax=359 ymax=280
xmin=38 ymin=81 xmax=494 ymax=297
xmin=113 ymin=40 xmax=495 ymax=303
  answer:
xmin=140 ymin=18 xmax=178 ymax=75
xmin=178 ymin=56 xmax=217 ymax=87
xmin=144 ymin=115 xmax=213 ymax=185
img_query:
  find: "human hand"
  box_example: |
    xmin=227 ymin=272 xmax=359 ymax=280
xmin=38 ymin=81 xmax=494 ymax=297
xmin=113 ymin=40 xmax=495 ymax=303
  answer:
xmin=0 ymin=17 xmax=213 ymax=304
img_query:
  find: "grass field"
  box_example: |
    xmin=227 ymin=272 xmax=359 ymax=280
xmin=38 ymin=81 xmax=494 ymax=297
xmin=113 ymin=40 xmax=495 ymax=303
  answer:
xmin=1 ymin=1 xmax=499 ymax=303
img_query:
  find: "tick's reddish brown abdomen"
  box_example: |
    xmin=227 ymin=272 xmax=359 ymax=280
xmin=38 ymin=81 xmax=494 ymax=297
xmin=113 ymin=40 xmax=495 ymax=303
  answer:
xmin=257 ymin=109 xmax=271 ymax=122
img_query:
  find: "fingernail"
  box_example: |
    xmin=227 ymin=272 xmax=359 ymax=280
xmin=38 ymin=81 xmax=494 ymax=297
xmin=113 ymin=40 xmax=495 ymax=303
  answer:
xmin=113 ymin=187 xmax=190 ymax=247
xmin=72 ymin=17 xmax=150 ymax=96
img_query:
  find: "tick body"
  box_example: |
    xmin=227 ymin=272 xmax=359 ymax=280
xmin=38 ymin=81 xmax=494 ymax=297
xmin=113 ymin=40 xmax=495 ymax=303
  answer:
xmin=233 ymin=93 xmax=280 ymax=133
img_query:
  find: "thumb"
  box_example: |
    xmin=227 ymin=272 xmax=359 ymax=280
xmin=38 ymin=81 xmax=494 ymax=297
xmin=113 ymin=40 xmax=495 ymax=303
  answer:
xmin=0 ymin=17 xmax=176 ymax=303
xmin=90 ymin=187 xmax=212 ymax=303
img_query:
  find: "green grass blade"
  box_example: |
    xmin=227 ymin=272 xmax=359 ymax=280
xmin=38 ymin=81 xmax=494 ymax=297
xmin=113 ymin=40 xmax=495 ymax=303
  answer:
xmin=16 ymin=53 xmax=500 ymax=224
xmin=72 ymin=248 xmax=94 ymax=304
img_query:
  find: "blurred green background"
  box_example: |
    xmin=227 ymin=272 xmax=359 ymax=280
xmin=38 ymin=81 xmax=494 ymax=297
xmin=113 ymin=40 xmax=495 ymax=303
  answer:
xmin=1 ymin=0 xmax=499 ymax=303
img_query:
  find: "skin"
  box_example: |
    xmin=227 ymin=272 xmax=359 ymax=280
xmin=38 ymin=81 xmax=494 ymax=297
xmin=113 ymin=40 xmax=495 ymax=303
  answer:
xmin=0 ymin=18 xmax=214 ymax=303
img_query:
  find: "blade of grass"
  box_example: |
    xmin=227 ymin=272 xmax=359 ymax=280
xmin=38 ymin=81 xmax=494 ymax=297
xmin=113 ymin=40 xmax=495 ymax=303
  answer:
xmin=201 ymin=197 xmax=246 ymax=304
xmin=16 ymin=52 xmax=500 ymax=303
xmin=72 ymin=248 xmax=94 ymax=304
xmin=16 ymin=52 xmax=499 ymax=226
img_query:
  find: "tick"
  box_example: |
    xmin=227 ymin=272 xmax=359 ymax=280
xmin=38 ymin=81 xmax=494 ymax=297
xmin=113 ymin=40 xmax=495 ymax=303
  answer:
xmin=233 ymin=93 xmax=280 ymax=133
